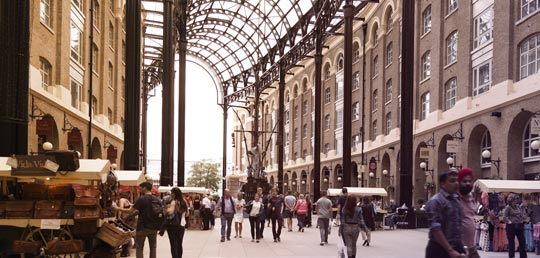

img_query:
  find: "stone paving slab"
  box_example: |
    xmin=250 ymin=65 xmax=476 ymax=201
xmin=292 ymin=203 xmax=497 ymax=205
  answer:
xmin=127 ymin=218 xmax=540 ymax=258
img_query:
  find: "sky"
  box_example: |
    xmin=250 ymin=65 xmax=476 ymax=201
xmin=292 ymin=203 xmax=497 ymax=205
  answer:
xmin=146 ymin=60 xmax=233 ymax=164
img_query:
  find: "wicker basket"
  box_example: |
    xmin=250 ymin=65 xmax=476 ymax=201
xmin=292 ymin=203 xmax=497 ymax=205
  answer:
xmin=96 ymin=221 xmax=134 ymax=247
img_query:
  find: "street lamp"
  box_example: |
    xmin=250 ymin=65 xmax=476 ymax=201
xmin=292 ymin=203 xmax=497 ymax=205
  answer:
xmin=446 ymin=157 xmax=454 ymax=167
xmin=301 ymin=180 xmax=306 ymax=185
xmin=111 ymin=163 xmax=117 ymax=170
xmin=43 ymin=142 xmax=53 ymax=151
xmin=323 ymin=177 xmax=328 ymax=183
xmin=337 ymin=176 xmax=342 ymax=181
xmin=482 ymin=150 xmax=501 ymax=179
xmin=292 ymin=181 xmax=296 ymax=186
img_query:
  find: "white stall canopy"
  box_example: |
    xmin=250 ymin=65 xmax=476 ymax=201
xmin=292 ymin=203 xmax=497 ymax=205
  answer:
xmin=0 ymin=157 xmax=11 ymax=176
xmin=475 ymin=179 xmax=540 ymax=194
xmin=114 ymin=170 xmax=145 ymax=186
xmin=158 ymin=186 xmax=209 ymax=194
xmin=327 ymin=187 xmax=388 ymax=197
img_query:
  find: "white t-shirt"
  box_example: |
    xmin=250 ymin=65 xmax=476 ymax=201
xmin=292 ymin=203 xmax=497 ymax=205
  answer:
xmin=235 ymin=199 xmax=246 ymax=214
xmin=250 ymin=201 xmax=262 ymax=217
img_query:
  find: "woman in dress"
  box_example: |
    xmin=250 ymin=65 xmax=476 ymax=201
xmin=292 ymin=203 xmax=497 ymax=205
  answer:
xmin=340 ymin=195 xmax=369 ymax=258
xmin=248 ymin=192 xmax=263 ymax=242
xmin=165 ymin=187 xmax=188 ymax=258
xmin=234 ymin=192 xmax=246 ymax=238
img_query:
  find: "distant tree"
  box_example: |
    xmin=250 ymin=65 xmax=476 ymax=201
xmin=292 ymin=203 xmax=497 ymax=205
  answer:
xmin=186 ymin=160 xmax=220 ymax=192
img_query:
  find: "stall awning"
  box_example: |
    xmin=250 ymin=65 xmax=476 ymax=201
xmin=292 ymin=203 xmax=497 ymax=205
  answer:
xmin=0 ymin=157 xmax=11 ymax=176
xmin=327 ymin=187 xmax=388 ymax=197
xmin=114 ymin=170 xmax=145 ymax=186
xmin=158 ymin=186 xmax=209 ymax=194
xmin=475 ymin=179 xmax=540 ymax=193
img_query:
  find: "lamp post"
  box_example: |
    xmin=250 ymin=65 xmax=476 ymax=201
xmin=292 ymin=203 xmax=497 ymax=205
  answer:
xmin=531 ymin=140 xmax=540 ymax=180
xmin=482 ymin=150 xmax=501 ymax=179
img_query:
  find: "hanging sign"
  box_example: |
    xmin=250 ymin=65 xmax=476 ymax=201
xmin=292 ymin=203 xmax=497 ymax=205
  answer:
xmin=107 ymin=145 xmax=118 ymax=160
xmin=531 ymin=117 xmax=540 ymax=135
xmin=67 ymin=128 xmax=82 ymax=146
xmin=11 ymin=155 xmax=57 ymax=176
xmin=420 ymin=147 xmax=430 ymax=159
xmin=446 ymin=140 xmax=459 ymax=153
xmin=36 ymin=117 xmax=54 ymax=136
xmin=369 ymin=160 xmax=377 ymax=171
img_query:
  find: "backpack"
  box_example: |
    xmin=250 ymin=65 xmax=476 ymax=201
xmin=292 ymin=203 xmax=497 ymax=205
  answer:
xmin=145 ymin=195 xmax=165 ymax=230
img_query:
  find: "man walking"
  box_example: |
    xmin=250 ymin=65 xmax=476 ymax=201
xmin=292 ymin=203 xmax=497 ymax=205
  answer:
xmin=217 ymin=189 xmax=236 ymax=242
xmin=202 ymin=194 xmax=212 ymax=230
xmin=457 ymin=168 xmax=481 ymax=258
xmin=336 ymin=187 xmax=348 ymax=226
xmin=315 ymin=190 xmax=333 ymax=246
xmin=425 ymin=171 xmax=465 ymax=258
xmin=283 ymin=190 xmax=297 ymax=232
xmin=115 ymin=182 xmax=159 ymax=258
xmin=269 ymin=188 xmax=284 ymax=242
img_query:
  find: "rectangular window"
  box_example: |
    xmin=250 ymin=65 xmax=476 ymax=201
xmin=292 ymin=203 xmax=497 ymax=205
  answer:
xmin=372 ymin=90 xmax=378 ymax=112
xmin=520 ymin=34 xmax=540 ymax=80
xmin=447 ymin=32 xmax=458 ymax=64
xmin=324 ymin=115 xmax=330 ymax=130
xmin=421 ymin=51 xmax=431 ymax=80
xmin=353 ymin=102 xmax=360 ymax=120
xmin=385 ymin=80 xmax=392 ymax=103
xmin=445 ymin=78 xmax=457 ymax=110
xmin=473 ymin=7 xmax=493 ymax=50
xmin=324 ymin=87 xmax=331 ymax=104
xmin=93 ymin=0 xmax=100 ymax=29
xmin=109 ymin=22 xmax=114 ymax=47
xmin=122 ymin=41 xmax=126 ymax=63
xmin=303 ymin=124 xmax=308 ymax=139
xmin=372 ymin=120 xmax=378 ymax=139
xmin=336 ymin=109 xmax=343 ymax=129
xmin=447 ymin=0 xmax=458 ymax=15
xmin=108 ymin=62 xmax=113 ymax=87
xmin=294 ymin=105 xmax=299 ymax=119
xmin=472 ymin=61 xmax=492 ymax=96
xmin=71 ymin=80 xmax=82 ymax=110
xmin=70 ymin=23 xmax=83 ymax=64
xmin=422 ymin=6 xmax=432 ymax=35
xmin=92 ymin=44 xmax=98 ymax=73
xmin=352 ymin=134 xmax=360 ymax=150
xmin=372 ymin=56 xmax=379 ymax=78
xmin=353 ymin=72 xmax=360 ymax=90
xmin=40 ymin=0 xmax=51 ymax=27
xmin=386 ymin=43 xmax=393 ymax=66
xmin=521 ymin=0 xmax=540 ymax=19
xmin=107 ymin=108 xmax=113 ymax=124
xmin=385 ymin=113 xmax=392 ymax=135
xmin=72 ymin=0 xmax=84 ymax=11
xmin=294 ymin=128 xmax=298 ymax=142
xmin=336 ymin=80 xmax=344 ymax=101
xmin=302 ymin=100 xmax=308 ymax=115
xmin=39 ymin=58 xmax=51 ymax=90
xmin=421 ymin=92 xmax=430 ymax=120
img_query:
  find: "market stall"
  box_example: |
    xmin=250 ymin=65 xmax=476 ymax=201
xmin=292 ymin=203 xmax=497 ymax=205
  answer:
xmin=327 ymin=187 xmax=388 ymax=197
xmin=473 ymin=179 xmax=540 ymax=254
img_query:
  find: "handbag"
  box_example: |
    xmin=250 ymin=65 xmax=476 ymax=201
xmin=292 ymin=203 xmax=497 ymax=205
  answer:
xmin=34 ymin=200 xmax=64 ymax=219
xmin=12 ymin=225 xmax=41 ymax=256
xmin=46 ymin=239 xmax=84 ymax=254
xmin=5 ymin=201 xmax=34 ymax=219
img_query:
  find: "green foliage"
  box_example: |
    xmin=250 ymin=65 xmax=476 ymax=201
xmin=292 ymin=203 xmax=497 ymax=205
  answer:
xmin=186 ymin=160 xmax=220 ymax=192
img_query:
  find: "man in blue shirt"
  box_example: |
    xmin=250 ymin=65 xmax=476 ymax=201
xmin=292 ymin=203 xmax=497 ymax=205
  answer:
xmin=425 ymin=170 xmax=466 ymax=258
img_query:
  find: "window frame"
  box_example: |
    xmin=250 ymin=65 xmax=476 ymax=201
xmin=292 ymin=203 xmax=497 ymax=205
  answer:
xmin=353 ymin=102 xmax=360 ymax=120
xmin=302 ymin=124 xmax=308 ymax=139
xmin=445 ymin=78 xmax=457 ymax=110
xmin=385 ymin=112 xmax=392 ymax=135
xmin=40 ymin=0 xmax=51 ymax=28
xmin=421 ymin=51 xmax=431 ymax=80
xmin=420 ymin=92 xmax=430 ymax=121
xmin=39 ymin=58 xmax=52 ymax=91
xmin=353 ymin=72 xmax=360 ymax=90
xmin=324 ymin=115 xmax=331 ymax=130
xmin=446 ymin=31 xmax=458 ymax=65
xmin=473 ymin=6 xmax=494 ymax=50
xmin=302 ymin=100 xmax=308 ymax=116
xmin=521 ymin=0 xmax=540 ymax=19
xmin=372 ymin=120 xmax=378 ymax=140
xmin=93 ymin=0 xmax=100 ymax=30
xmin=385 ymin=79 xmax=392 ymax=104
xmin=422 ymin=5 xmax=432 ymax=35
xmin=70 ymin=23 xmax=83 ymax=64
xmin=372 ymin=90 xmax=378 ymax=112
xmin=523 ymin=118 xmax=540 ymax=161
xmin=108 ymin=22 xmax=115 ymax=48
xmin=481 ymin=131 xmax=492 ymax=167
xmin=447 ymin=0 xmax=458 ymax=15
xmin=324 ymin=87 xmax=331 ymax=104
xmin=335 ymin=109 xmax=343 ymax=129
xmin=353 ymin=42 xmax=360 ymax=63
xmin=372 ymin=55 xmax=379 ymax=78
xmin=386 ymin=42 xmax=393 ymax=67
xmin=519 ymin=34 xmax=540 ymax=80
xmin=71 ymin=80 xmax=83 ymax=110
xmin=472 ymin=60 xmax=492 ymax=96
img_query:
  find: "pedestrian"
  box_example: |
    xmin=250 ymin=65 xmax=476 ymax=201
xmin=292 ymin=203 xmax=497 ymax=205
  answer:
xmin=209 ymin=195 xmax=216 ymax=229
xmin=115 ymin=182 xmax=159 ymax=258
xmin=305 ymin=193 xmax=313 ymax=228
xmin=234 ymin=192 xmax=245 ymax=238
xmin=248 ymin=192 xmax=263 ymax=243
xmin=217 ymin=189 xmax=236 ymax=242
xmin=193 ymin=195 xmax=202 ymax=229
xmin=361 ymin=197 xmax=375 ymax=231
xmin=116 ymin=192 xmax=135 ymax=257
xmin=502 ymin=193 xmax=529 ymax=258
xmin=202 ymin=194 xmax=212 ymax=230
xmin=425 ymin=170 xmax=465 ymax=258
xmin=295 ymin=194 xmax=308 ymax=232
xmin=315 ymin=190 xmax=333 ymax=246
xmin=457 ymin=168 xmax=481 ymax=258
xmin=256 ymin=187 xmax=268 ymax=238
xmin=336 ymin=188 xmax=348 ymax=226
xmin=339 ymin=195 xmax=369 ymax=258
xmin=269 ymin=188 xmax=284 ymax=242
xmin=164 ymin=187 xmax=188 ymax=258
xmin=284 ymin=190 xmax=297 ymax=232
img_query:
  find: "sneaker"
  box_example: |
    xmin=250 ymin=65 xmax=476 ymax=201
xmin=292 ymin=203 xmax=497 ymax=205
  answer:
xmin=274 ymin=239 xmax=278 ymax=243
xmin=227 ymin=237 xmax=231 ymax=241
xmin=256 ymin=240 xmax=260 ymax=243
xmin=277 ymin=237 xmax=281 ymax=242
xmin=220 ymin=237 xmax=225 ymax=242
xmin=320 ymin=242 xmax=324 ymax=246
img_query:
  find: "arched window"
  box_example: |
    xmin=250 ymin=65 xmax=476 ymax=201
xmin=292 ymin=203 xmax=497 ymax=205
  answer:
xmin=372 ymin=23 xmax=379 ymax=45
xmin=286 ymin=92 xmax=290 ymax=103
xmin=481 ymin=131 xmax=492 ymax=167
xmin=337 ymin=53 xmax=344 ymax=71
xmin=324 ymin=63 xmax=331 ymax=80
xmin=353 ymin=42 xmax=360 ymax=63
xmin=302 ymin=78 xmax=308 ymax=92
xmin=385 ymin=8 xmax=393 ymax=32
xmin=520 ymin=33 xmax=540 ymax=80
xmin=293 ymin=85 xmax=299 ymax=98
xmin=523 ymin=118 xmax=540 ymax=160
xmin=446 ymin=31 xmax=458 ymax=65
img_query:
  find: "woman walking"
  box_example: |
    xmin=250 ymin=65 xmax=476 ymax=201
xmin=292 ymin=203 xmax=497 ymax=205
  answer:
xmin=248 ymin=193 xmax=263 ymax=242
xmin=295 ymin=194 xmax=308 ymax=232
xmin=234 ymin=192 xmax=246 ymax=238
xmin=339 ymin=195 xmax=369 ymax=258
xmin=165 ymin=187 xmax=188 ymax=258
xmin=361 ymin=197 xmax=375 ymax=231
xmin=503 ymin=193 xmax=528 ymax=258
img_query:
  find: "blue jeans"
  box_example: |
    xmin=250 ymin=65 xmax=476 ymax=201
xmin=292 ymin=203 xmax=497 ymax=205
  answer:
xmin=167 ymin=225 xmax=185 ymax=258
xmin=318 ymin=218 xmax=330 ymax=243
xmin=221 ymin=213 xmax=234 ymax=238
xmin=135 ymin=228 xmax=157 ymax=258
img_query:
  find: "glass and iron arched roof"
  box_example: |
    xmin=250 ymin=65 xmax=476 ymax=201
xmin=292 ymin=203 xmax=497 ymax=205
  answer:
xmin=141 ymin=0 xmax=375 ymax=101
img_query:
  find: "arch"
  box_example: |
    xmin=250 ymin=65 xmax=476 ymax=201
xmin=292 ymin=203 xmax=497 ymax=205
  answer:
xmin=301 ymin=77 xmax=309 ymax=92
xmin=284 ymin=173 xmax=290 ymax=192
xmin=334 ymin=164 xmax=343 ymax=188
xmin=321 ymin=166 xmax=330 ymax=191
xmin=335 ymin=52 xmax=344 ymax=72
xmin=381 ymin=153 xmax=391 ymax=189
xmin=467 ymin=124 xmax=490 ymax=178
xmin=508 ymin=111 xmax=537 ymax=179
xmin=323 ymin=62 xmax=332 ymax=80
xmin=414 ymin=142 xmax=428 ymax=204
xmin=300 ymin=170 xmax=307 ymax=194
xmin=437 ymin=134 xmax=455 ymax=176
xmin=293 ymin=84 xmax=299 ymax=98
xmin=37 ymin=114 xmax=60 ymax=153
xmin=369 ymin=19 xmax=381 ymax=46
xmin=351 ymin=162 xmax=359 ymax=187
xmin=382 ymin=2 xmax=394 ymax=33
xmin=291 ymin=171 xmax=298 ymax=193
xmin=91 ymin=137 xmax=102 ymax=159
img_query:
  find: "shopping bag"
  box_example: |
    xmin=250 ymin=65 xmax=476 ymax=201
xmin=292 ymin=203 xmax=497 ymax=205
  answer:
xmin=337 ymin=236 xmax=348 ymax=258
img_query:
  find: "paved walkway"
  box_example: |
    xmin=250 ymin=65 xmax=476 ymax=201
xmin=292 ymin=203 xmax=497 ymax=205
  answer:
xmin=130 ymin=218 xmax=540 ymax=258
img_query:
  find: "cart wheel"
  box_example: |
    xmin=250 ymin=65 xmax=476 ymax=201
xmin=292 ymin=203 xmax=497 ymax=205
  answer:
xmin=21 ymin=227 xmax=75 ymax=258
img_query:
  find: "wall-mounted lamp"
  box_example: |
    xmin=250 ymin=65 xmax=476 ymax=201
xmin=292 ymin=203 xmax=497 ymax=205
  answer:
xmin=482 ymin=150 xmax=501 ymax=178
xmin=292 ymin=181 xmax=296 ymax=186
xmin=369 ymin=172 xmax=375 ymax=178
xmin=284 ymin=182 xmax=288 ymax=186
xmin=323 ymin=177 xmax=328 ymax=183
xmin=301 ymin=180 xmax=306 ymax=185
xmin=43 ymin=142 xmax=53 ymax=151
xmin=337 ymin=176 xmax=342 ymax=181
